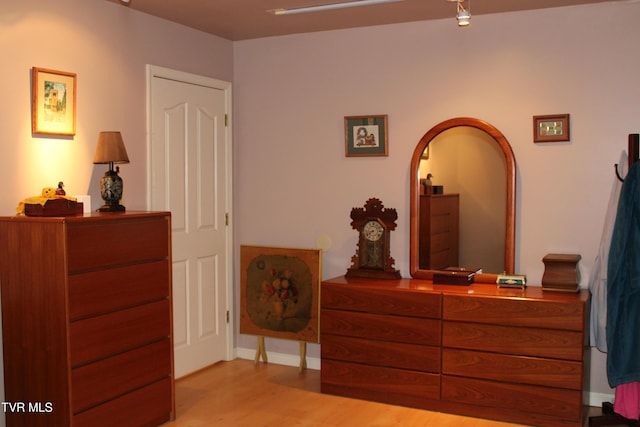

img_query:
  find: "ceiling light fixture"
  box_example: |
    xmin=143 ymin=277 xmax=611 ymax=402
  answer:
xmin=269 ymin=0 xmax=404 ymax=16
xmin=448 ymin=0 xmax=470 ymax=27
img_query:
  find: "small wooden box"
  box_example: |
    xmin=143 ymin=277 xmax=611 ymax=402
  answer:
xmin=25 ymin=199 xmax=84 ymax=217
xmin=542 ymin=253 xmax=581 ymax=292
xmin=433 ymin=267 xmax=478 ymax=286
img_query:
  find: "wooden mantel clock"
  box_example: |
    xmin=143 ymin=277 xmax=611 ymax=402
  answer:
xmin=346 ymin=198 xmax=401 ymax=279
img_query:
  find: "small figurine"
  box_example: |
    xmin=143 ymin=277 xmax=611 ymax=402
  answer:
xmin=56 ymin=181 xmax=66 ymax=196
xmin=423 ymin=173 xmax=433 ymax=195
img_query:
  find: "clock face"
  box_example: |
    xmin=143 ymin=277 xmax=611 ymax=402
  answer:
xmin=363 ymin=220 xmax=383 ymax=242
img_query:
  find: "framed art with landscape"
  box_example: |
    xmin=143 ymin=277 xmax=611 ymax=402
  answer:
xmin=32 ymin=67 xmax=77 ymax=136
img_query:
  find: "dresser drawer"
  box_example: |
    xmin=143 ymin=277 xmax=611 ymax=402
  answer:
xmin=70 ymin=300 xmax=171 ymax=366
xmin=322 ymin=359 xmax=440 ymax=403
xmin=442 ymin=348 xmax=582 ymax=389
xmin=430 ymin=214 xmax=455 ymax=234
xmin=443 ymin=321 xmax=583 ymax=360
xmin=72 ymin=339 xmax=171 ymax=412
xmin=73 ymin=377 xmax=172 ymax=427
xmin=441 ymin=375 xmax=582 ymax=422
xmin=430 ymin=250 xmax=456 ymax=271
xmin=69 ymin=260 xmax=170 ymax=320
xmin=430 ymin=196 xmax=458 ymax=215
xmin=322 ymin=309 xmax=441 ymax=346
xmin=443 ymin=294 xmax=584 ymax=331
xmin=430 ymin=230 xmax=454 ymax=252
xmin=322 ymin=334 xmax=440 ymax=373
xmin=67 ymin=216 xmax=169 ymax=272
xmin=322 ymin=283 xmax=441 ymax=318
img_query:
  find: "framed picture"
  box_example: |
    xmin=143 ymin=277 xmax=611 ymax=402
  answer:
xmin=533 ymin=114 xmax=569 ymax=143
xmin=32 ymin=67 xmax=77 ymax=136
xmin=240 ymin=245 xmax=322 ymax=343
xmin=345 ymin=114 xmax=388 ymax=157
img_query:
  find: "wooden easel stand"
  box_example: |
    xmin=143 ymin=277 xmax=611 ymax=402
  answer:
xmin=254 ymin=336 xmax=308 ymax=372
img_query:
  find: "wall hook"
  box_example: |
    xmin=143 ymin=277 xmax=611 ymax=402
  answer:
xmin=615 ymin=163 xmax=625 ymax=182
xmin=614 ymin=134 xmax=639 ymax=183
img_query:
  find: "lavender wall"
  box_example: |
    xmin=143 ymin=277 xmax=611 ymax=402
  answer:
xmin=233 ymin=2 xmax=640 ymax=399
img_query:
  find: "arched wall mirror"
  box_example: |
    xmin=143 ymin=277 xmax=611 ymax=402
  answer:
xmin=410 ymin=117 xmax=516 ymax=280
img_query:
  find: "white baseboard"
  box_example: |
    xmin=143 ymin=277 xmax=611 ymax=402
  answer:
xmin=587 ymin=391 xmax=614 ymax=407
xmin=236 ymin=347 xmax=613 ymax=407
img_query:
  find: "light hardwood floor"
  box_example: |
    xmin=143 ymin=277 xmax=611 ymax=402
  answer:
xmin=166 ymin=359 xmax=534 ymax=427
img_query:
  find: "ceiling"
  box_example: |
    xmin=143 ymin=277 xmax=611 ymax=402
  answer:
xmin=107 ymin=0 xmax=621 ymax=41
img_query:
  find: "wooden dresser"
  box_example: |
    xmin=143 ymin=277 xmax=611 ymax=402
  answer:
xmin=419 ymin=194 xmax=459 ymax=270
xmin=0 ymin=212 xmax=175 ymax=426
xmin=321 ymin=276 xmax=590 ymax=427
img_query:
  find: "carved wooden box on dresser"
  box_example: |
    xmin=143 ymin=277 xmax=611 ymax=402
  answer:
xmin=0 ymin=212 xmax=175 ymax=427
xmin=320 ymin=276 xmax=590 ymax=427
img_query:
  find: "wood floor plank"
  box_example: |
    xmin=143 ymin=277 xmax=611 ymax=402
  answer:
xmin=165 ymin=359 xmax=532 ymax=427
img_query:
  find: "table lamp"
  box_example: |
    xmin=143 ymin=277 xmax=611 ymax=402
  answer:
xmin=93 ymin=131 xmax=130 ymax=212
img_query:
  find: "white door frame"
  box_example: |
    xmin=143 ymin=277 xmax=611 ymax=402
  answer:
xmin=145 ymin=64 xmax=234 ymax=362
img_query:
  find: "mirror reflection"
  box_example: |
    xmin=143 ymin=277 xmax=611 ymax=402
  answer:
xmin=419 ymin=126 xmax=506 ymax=272
xmin=409 ymin=118 xmax=516 ymax=280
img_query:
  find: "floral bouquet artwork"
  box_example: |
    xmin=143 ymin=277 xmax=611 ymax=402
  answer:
xmin=240 ymin=246 xmax=321 ymax=343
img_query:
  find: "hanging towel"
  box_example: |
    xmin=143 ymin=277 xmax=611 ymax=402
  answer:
xmin=607 ymin=161 xmax=640 ymax=387
xmin=589 ymin=151 xmax=628 ymax=352
xmin=614 ymin=381 xmax=640 ymax=420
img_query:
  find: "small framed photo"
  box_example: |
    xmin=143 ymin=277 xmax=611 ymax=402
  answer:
xmin=533 ymin=114 xmax=570 ymax=143
xmin=32 ymin=67 xmax=77 ymax=136
xmin=345 ymin=114 xmax=388 ymax=157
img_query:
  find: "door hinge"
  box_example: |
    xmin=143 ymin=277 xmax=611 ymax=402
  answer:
xmin=225 ymin=114 xmax=229 ymax=127
xmin=226 ymin=310 xmax=230 ymax=323
xmin=225 ymin=213 xmax=229 ymax=226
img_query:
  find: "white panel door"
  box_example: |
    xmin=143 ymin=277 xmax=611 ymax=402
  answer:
xmin=148 ymin=66 xmax=232 ymax=378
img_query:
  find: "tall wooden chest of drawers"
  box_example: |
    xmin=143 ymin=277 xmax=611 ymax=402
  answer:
xmin=0 ymin=212 xmax=175 ymax=426
xmin=321 ymin=276 xmax=590 ymax=427
xmin=419 ymin=194 xmax=459 ymax=270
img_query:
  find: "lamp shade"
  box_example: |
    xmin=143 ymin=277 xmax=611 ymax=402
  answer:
xmin=93 ymin=131 xmax=130 ymax=164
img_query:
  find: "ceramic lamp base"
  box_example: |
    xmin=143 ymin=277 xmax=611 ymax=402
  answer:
xmin=98 ymin=168 xmax=126 ymax=212
xmin=97 ymin=203 xmax=126 ymax=212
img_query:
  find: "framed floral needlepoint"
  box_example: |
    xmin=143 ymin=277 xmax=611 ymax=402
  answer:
xmin=240 ymin=245 xmax=322 ymax=343
xmin=31 ymin=67 xmax=77 ymax=136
